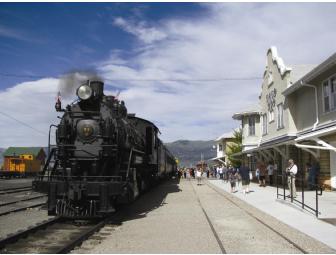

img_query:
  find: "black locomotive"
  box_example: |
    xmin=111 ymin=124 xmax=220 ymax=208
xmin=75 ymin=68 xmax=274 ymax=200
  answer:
xmin=33 ymin=80 xmax=177 ymax=218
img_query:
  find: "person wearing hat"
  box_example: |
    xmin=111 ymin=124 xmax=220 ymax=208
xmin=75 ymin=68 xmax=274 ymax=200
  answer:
xmin=286 ymin=159 xmax=298 ymax=198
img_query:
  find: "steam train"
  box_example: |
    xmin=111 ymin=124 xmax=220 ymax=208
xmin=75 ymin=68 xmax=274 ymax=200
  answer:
xmin=33 ymin=80 xmax=177 ymax=218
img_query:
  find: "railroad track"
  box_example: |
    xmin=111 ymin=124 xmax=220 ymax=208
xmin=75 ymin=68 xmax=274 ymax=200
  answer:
xmin=202 ymin=180 xmax=309 ymax=254
xmin=0 ymin=194 xmax=47 ymax=208
xmin=0 ymin=193 xmax=47 ymax=217
xmin=0 ymin=216 xmax=118 ymax=253
xmin=0 ymin=186 xmax=32 ymax=195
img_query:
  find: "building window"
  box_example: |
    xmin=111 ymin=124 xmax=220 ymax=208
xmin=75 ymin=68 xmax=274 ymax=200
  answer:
xmin=218 ymin=144 xmax=223 ymax=151
xmin=262 ymin=114 xmax=268 ymax=135
xmin=323 ymin=81 xmax=331 ymax=112
xmin=277 ymin=103 xmax=284 ymax=129
xmin=268 ymin=110 xmax=274 ymax=123
xmin=331 ymin=77 xmax=336 ymax=110
xmin=248 ymin=116 xmax=255 ymax=136
xmin=322 ymin=76 xmax=336 ymax=113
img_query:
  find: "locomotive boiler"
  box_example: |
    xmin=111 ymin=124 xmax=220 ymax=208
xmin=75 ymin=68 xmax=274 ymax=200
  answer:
xmin=33 ymin=80 xmax=177 ymax=218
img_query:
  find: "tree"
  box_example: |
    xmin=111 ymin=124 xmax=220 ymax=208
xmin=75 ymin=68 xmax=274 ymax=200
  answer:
xmin=226 ymin=128 xmax=242 ymax=168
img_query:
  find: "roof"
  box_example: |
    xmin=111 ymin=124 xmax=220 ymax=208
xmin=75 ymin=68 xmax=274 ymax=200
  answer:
xmin=215 ymin=131 xmax=234 ymax=141
xmin=295 ymin=123 xmax=336 ymax=142
xmin=127 ymin=115 xmax=161 ymax=134
xmin=288 ymin=64 xmax=317 ymax=85
xmin=267 ymin=47 xmax=292 ymax=76
xmin=283 ymin=53 xmax=336 ymax=96
xmin=3 ymin=147 xmax=45 ymax=157
xmin=232 ymin=104 xmax=261 ymax=120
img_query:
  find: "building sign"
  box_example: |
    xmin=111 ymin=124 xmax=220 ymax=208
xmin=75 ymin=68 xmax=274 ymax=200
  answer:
xmin=266 ymin=88 xmax=277 ymax=111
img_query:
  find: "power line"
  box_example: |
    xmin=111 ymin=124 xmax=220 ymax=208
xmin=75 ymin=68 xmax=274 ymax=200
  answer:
xmin=0 ymin=111 xmax=48 ymax=136
xmin=0 ymin=72 xmax=263 ymax=82
xmin=0 ymin=73 xmax=46 ymax=79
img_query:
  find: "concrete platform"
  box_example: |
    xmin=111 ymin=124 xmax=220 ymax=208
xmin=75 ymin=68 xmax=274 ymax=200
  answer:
xmin=209 ymin=179 xmax=336 ymax=250
xmin=74 ymin=179 xmax=334 ymax=253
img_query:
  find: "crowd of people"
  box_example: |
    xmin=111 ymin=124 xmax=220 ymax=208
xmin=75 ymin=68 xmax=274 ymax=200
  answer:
xmin=178 ymin=158 xmax=320 ymax=197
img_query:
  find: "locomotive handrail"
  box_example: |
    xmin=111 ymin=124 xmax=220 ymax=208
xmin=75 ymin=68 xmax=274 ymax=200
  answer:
xmin=64 ymin=111 xmax=101 ymax=116
xmin=126 ymin=148 xmax=134 ymax=179
xmin=37 ymin=147 xmax=56 ymax=181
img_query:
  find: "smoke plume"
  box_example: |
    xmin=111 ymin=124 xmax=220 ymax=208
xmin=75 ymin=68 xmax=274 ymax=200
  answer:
xmin=58 ymin=71 xmax=103 ymax=99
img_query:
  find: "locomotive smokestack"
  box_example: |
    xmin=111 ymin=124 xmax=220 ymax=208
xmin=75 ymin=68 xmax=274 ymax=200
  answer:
xmin=90 ymin=80 xmax=104 ymax=98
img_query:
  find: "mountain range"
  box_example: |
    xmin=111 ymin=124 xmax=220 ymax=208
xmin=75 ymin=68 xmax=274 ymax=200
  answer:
xmin=0 ymin=140 xmax=216 ymax=168
xmin=165 ymin=140 xmax=216 ymax=167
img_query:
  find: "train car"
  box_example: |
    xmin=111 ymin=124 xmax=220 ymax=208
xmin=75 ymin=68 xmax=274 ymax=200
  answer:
xmin=33 ymin=80 xmax=176 ymax=218
xmin=0 ymin=147 xmax=46 ymax=178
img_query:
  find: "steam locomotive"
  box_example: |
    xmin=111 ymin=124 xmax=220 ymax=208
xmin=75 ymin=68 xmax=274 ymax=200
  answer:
xmin=33 ymin=80 xmax=177 ymax=218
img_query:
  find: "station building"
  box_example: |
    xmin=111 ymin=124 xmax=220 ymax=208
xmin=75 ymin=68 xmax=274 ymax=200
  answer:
xmin=211 ymin=132 xmax=235 ymax=166
xmin=232 ymin=47 xmax=336 ymax=190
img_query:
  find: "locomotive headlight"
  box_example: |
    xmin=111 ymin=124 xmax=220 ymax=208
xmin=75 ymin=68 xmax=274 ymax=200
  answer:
xmin=77 ymin=85 xmax=93 ymax=100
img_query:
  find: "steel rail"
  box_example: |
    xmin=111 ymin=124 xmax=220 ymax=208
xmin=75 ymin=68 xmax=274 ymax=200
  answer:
xmin=0 ymin=187 xmax=32 ymax=195
xmin=0 ymin=217 xmax=61 ymax=249
xmin=55 ymin=219 xmax=112 ymax=254
xmin=0 ymin=201 xmax=46 ymax=216
xmin=0 ymin=194 xmax=47 ymax=207
xmin=0 ymin=215 xmax=119 ymax=254
xmin=206 ymin=180 xmax=308 ymax=254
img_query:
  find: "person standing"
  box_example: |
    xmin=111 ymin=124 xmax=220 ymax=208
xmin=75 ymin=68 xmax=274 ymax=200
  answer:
xmin=286 ymin=159 xmax=298 ymax=198
xmin=228 ymin=167 xmax=237 ymax=193
xmin=239 ymin=163 xmax=251 ymax=194
xmin=223 ymin=165 xmax=228 ymax=183
xmin=255 ymin=167 xmax=260 ymax=182
xmin=258 ymin=162 xmax=267 ymax=187
xmin=235 ymin=167 xmax=241 ymax=188
xmin=219 ymin=165 xmax=224 ymax=180
xmin=267 ymin=162 xmax=274 ymax=186
xmin=196 ymin=167 xmax=202 ymax=185
xmin=308 ymin=161 xmax=320 ymax=190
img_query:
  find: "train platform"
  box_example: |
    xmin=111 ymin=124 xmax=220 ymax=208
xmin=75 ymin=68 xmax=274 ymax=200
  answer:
xmin=209 ymin=179 xmax=336 ymax=250
xmin=74 ymin=178 xmax=334 ymax=253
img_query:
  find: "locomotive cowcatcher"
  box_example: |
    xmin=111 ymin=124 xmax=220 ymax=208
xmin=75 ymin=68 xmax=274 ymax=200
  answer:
xmin=33 ymin=80 xmax=177 ymax=218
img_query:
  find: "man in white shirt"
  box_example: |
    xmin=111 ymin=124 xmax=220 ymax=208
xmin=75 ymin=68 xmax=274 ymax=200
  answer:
xmin=286 ymin=159 xmax=297 ymax=198
xmin=218 ymin=165 xmax=224 ymax=180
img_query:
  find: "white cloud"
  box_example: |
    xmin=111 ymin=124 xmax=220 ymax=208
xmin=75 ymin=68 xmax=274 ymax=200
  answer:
xmin=101 ymin=3 xmax=336 ymax=142
xmin=2 ymin=3 xmax=336 ymax=147
xmin=0 ymin=78 xmax=60 ymax=147
xmin=113 ymin=17 xmax=167 ymax=44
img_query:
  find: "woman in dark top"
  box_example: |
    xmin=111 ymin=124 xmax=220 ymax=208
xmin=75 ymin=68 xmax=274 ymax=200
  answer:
xmin=239 ymin=163 xmax=251 ymax=194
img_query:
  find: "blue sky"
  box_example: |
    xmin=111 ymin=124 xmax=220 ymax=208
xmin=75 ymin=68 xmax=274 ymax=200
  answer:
xmin=0 ymin=3 xmax=206 ymax=88
xmin=1 ymin=3 xmax=336 ymax=147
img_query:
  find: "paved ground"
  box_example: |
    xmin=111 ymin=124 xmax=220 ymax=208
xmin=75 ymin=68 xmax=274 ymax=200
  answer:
xmin=0 ymin=178 xmax=51 ymax=239
xmin=75 ymin=178 xmax=334 ymax=254
xmin=209 ymin=179 xmax=336 ymax=250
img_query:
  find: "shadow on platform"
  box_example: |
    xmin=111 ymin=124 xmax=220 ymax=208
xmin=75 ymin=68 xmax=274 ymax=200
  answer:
xmin=112 ymin=177 xmax=181 ymax=223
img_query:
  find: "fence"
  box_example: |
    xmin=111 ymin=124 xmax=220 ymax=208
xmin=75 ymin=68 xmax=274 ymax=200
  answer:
xmin=276 ymin=170 xmax=322 ymax=217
